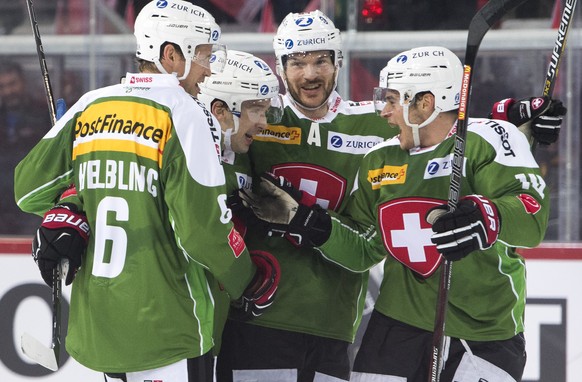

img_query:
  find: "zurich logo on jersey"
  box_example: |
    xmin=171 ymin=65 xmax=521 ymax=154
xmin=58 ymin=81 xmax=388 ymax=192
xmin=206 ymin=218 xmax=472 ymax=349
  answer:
xmin=454 ymin=92 xmax=460 ymax=104
xmin=295 ymin=17 xmax=314 ymax=27
xmin=255 ymin=60 xmax=270 ymax=71
xmin=330 ymin=135 xmax=343 ymax=148
xmin=285 ymin=39 xmax=294 ymax=50
xmin=156 ymin=0 xmax=168 ymax=8
xmin=209 ymin=54 xmax=216 ymax=63
xmin=260 ymin=85 xmax=270 ymax=95
xmin=211 ymin=30 xmax=220 ymax=41
xmin=236 ymin=172 xmax=252 ymax=190
xmin=427 ymin=161 xmax=440 ymax=175
xmin=319 ymin=16 xmax=329 ymax=24
xmin=396 ymin=55 xmax=408 ymax=64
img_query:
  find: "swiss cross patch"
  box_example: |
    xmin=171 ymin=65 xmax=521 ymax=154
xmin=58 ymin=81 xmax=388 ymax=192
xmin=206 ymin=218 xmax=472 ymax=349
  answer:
xmin=271 ymin=163 xmax=347 ymax=211
xmin=228 ymin=227 xmax=246 ymax=258
xmin=530 ymin=97 xmax=545 ymax=110
xmin=517 ymin=193 xmax=541 ymax=214
xmin=378 ymin=197 xmax=444 ymax=278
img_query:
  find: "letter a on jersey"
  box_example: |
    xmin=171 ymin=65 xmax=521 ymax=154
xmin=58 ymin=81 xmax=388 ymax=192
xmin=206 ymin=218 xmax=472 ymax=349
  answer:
xmin=378 ymin=197 xmax=444 ymax=278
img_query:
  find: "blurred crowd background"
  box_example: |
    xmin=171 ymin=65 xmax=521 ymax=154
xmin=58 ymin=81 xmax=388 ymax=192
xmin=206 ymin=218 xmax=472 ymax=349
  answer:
xmin=1 ymin=0 xmax=580 ymax=241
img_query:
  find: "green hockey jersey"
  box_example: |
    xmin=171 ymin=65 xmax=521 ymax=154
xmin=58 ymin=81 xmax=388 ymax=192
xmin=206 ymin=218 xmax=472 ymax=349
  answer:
xmin=14 ymin=73 xmax=255 ymax=372
xmin=245 ymin=92 xmax=399 ymax=342
xmin=319 ymin=118 xmax=549 ymax=341
xmin=209 ymin=149 xmax=254 ymax=355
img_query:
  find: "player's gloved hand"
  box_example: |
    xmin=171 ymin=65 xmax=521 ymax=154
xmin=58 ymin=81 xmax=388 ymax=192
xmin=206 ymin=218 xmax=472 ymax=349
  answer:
xmin=490 ymin=96 xmax=567 ymax=145
xmin=226 ymin=190 xmax=271 ymax=238
xmin=231 ymin=250 xmax=280 ymax=321
xmin=33 ymin=203 xmax=90 ymax=287
xmin=239 ymin=172 xmax=331 ymax=247
xmin=425 ymin=195 xmax=500 ymax=261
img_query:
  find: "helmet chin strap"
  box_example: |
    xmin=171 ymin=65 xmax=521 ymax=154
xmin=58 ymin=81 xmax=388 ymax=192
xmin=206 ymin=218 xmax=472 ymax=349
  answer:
xmin=221 ymin=115 xmax=240 ymax=165
xmin=154 ymin=59 xmax=190 ymax=80
xmin=402 ymin=103 xmax=440 ymax=148
xmin=221 ymin=128 xmax=235 ymax=164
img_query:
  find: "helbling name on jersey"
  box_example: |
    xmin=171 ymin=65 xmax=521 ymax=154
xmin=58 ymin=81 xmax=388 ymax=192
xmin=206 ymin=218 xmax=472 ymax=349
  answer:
xmin=78 ymin=159 xmax=159 ymax=197
xmin=75 ymin=114 xmax=166 ymax=144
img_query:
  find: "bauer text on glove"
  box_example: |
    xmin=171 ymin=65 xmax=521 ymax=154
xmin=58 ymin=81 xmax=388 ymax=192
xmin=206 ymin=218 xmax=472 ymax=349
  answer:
xmin=33 ymin=203 xmax=90 ymax=287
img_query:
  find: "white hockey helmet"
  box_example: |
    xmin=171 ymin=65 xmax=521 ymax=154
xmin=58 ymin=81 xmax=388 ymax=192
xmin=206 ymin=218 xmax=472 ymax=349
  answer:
xmin=199 ymin=50 xmax=281 ymax=120
xmin=273 ymin=10 xmax=342 ymax=86
xmin=134 ymin=0 xmax=225 ymax=80
xmin=374 ymin=46 xmax=463 ymax=146
xmin=199 ymin=50 xmax=283 ymax=155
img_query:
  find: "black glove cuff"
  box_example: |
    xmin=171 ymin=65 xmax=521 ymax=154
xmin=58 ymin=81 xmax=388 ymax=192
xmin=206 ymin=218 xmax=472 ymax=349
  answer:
xmin=290 ymin=204 xmax=332 ymax=247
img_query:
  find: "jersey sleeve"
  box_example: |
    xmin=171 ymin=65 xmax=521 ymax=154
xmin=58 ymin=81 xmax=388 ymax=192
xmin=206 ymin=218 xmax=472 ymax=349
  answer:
xmin=14 ymin=102 xmax=80 ymax=215
xmin=162 ymin=104 xmax=254 ymax=299
xmin=468 ymin=120 xmax=549 ymax=248
xmin=317 ymin=163 xmax=386 ymax=272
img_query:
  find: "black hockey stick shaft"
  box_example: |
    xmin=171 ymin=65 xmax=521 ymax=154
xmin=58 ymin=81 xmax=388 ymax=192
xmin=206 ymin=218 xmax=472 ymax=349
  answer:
xmin=24 ymin=0 xmax=62 ymax=368
xmin=25 ymin=0 xmax=57 ymax=125
xmin=530 ymin=0 xmax=577 ymax=151
xmin=543 ymin=0 xmax=577 ymax=97
xmin=427 ymin=1 xmax=529 ymax=381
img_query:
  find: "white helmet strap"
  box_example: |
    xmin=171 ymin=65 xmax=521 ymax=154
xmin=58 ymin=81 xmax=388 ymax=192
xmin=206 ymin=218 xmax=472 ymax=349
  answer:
xmin=153 ymin=57 xmax=190 ymax=81
xmin=402 ymin=103 xmax=440 ymax=148
xmin=222 ymin=127 xmax=235 ymax=164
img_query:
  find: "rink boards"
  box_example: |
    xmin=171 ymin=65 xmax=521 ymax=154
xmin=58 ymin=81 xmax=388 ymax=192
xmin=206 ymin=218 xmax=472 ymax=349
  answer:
xmin=0 ymin=238 xmax=580 ymax=382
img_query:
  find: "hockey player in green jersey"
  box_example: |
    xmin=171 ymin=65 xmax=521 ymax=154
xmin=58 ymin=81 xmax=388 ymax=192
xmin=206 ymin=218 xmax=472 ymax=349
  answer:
xmin=13 ymin=2 xmax=279 ymax=381
xmin=246 ymin=46 xmax=551 ymax=382
xmin=216 ymin=9 xmax=565 ymax=382
xmin=197 ymin=49 xmax=283 ymax=355
xmin=215 ymin=10 xmax=395 ymax=382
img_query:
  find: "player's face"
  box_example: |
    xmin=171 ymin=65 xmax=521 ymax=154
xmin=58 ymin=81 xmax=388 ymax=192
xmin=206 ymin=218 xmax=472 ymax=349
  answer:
xmin=284 ymin=51 xmax=336 ymax=114
xmin=180 ymin=44 xmax=213 ymax=97
xmin=231 ymin=99 xmax=270 ymax=154
xmin=378 ymin=89 xmax=424 ymax=150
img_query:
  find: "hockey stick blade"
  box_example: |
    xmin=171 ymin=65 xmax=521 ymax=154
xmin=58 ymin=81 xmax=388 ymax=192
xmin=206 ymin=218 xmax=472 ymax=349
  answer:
xmin=21 ymin=332 xmax=58 ymax=371
xmin=20 ymin=261 xmax=66 ymax=371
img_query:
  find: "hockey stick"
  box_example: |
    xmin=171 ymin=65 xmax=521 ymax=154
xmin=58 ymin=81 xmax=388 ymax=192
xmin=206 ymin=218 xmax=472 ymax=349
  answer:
xmin=526 ymin=0 xmax=577 ymax=151
xmin=426 ymin=1 xmax=529 ymax=381
xmin=20 ymin=0 xmax=64 ymax=372
xmin=25 ymin=0 xmax=57 ymax=125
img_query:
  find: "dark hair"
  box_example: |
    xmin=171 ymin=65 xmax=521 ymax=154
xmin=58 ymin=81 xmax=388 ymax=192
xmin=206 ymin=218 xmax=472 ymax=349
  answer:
xmin=137 ymin=42 xmax=184 ymax=72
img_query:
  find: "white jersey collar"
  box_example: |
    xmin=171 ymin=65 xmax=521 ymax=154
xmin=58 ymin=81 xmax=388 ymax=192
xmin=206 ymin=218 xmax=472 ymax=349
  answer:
xmin=123 ymin=72 xmax=180 ymax=87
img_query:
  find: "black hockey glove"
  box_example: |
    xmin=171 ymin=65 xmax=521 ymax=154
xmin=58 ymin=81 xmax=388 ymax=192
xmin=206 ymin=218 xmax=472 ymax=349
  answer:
xmin=226 ymin=190 xmax=271 ymax=238
xmin=33 ymin=203 xmax=90 ymax=287
xmin=425 ymin=195 xmax=500 ymax=261
xmin=231 ymin=250 xmax=280 ymax=321
xmin=239 ymin=172 xmax=331 ymax=247
xmin=490 ymin=96 xmax=567 ymax=145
